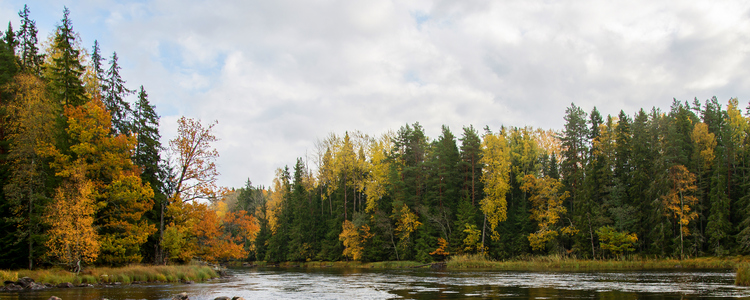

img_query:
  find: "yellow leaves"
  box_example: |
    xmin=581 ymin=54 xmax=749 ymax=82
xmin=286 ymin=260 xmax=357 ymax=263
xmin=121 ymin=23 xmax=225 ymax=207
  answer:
xmin=691 ymin=122 xmax=716 ymax=170
xmin=596 ymin=226 xmax=638 ymax=258
xmin=462 ymin=224 xmax=485 ymax=254
xmin=480 ymin=130 xmax=510 ymax=241
xmin=534 ymin=128 xmax=562 ymax=158
xmin=44 ymin=166 xmax=99 ymax=270
xmin=395 ymin=204 xmax=422 ymax=244
xmin=727 ymin=98 xmax=749 ymax=156
xmin=267 ymin=168 xmax=287 ymax=234
xmin=521 ymin=174 xmax=575 ymax=251
xmin=365 ymin=133 xmax=392 ymax=212
xmin=661 ymin=165 xmax=699 ymax=236
xmin=339 ymin=220 xmax=374 ymax=261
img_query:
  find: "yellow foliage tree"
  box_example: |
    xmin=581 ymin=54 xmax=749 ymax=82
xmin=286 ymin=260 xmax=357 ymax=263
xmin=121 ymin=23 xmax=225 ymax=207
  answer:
xmin=521 ymin=174 xmax=577 ymax=252
xmin=691 ymin=122 xmax=716 ymax=171
xmin=44 ymin=166 xmax=98 ymax=273
xmin=3 ymin=73 xmax=58 ymax=269
xmin=661 ymin=164 xmax=699 ymax=259
xmin=365 ymin=133 xmax=392 ymax=213
xmin=339 ymin=220 xmax=374 ymax=261
xmin=395 ymin=204 xmax=422 ymax=247
xmin=40 ymin=96 xmax=156 ymax=266
xmin=479 ymin=130 xmax=511 ymax=242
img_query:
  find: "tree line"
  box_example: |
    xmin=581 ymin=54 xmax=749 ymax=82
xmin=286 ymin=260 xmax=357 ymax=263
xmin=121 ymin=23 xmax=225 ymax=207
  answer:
xmin=240 ymin=97 xmax=750 ymax=263
xmin=0 ymin=5 xmax=256 ymax=271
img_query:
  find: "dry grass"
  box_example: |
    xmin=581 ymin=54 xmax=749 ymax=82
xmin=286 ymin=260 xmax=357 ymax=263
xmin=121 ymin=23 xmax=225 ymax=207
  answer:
xmin=736 ymin=263 xmax=750 ymax=286
xmin=1 ymin=265 xmax=218 ymax=286
xmin=446 ymin=254 xmax=746 ymax=271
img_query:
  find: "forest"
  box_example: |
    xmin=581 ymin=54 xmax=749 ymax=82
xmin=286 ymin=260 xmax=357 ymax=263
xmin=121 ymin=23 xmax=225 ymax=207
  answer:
xmin=3 ymin=5 xmax=750 ymax=272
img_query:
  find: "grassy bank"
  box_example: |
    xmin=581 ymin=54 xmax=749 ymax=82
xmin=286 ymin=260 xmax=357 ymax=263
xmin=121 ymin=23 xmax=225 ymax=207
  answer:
xmin=0 ymin=265 xmax=218 ymax=286
xmin=248 ymin=260 xmax=426 ymax=269
xmin=446 ymin=254 xmax=747 ymax=271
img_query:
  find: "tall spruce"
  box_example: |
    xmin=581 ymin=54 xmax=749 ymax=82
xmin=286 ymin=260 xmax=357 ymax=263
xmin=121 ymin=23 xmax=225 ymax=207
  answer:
xmin=17 ymin=5 xmax=42 ymax=75
xmin=103 ymin=52 xmax=133 ymax=135
xmin=47 ymin=7 xmax=86 ymax=107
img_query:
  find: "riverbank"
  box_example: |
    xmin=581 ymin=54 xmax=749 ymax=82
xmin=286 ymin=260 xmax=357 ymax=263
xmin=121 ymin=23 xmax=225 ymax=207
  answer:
xmin=445 ymin=254 xmax=748 ymax=271
xmin=0 ymin=264 xmax=219 ymax=288
xmin=242 ymin=254 xmax=750 ymax=272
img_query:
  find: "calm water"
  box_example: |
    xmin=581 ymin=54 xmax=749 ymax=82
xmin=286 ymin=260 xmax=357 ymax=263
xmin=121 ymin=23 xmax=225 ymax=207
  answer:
xmin=2 ymin=268 xmax=750 ymax=300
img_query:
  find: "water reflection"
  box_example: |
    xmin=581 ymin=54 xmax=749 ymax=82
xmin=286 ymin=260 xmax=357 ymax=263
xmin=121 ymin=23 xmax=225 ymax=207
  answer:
xmin=2 ymin=268 xmax=749 ymax=300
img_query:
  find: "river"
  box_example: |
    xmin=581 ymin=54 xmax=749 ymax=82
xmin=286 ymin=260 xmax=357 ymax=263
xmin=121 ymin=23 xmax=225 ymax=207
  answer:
xmin=2 ymin=268 xmax=750 ymax=299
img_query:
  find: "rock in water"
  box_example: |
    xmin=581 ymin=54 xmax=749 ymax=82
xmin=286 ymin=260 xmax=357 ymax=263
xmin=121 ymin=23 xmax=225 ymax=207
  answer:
xmin=26 ymin=282 xmax=47 ymax=290
xmin=16 ymin=277 xmax=34 ymax=288
xmin=214 ymin=297 xmax=231 ymax=300
xmin=57 ymin=282 xmax=74 ymax=288
xmin=232 ymin=297 xmax=246 ymax=300
xmin=172 ymin=292 xmax=189 ymax=300
xmin=48 ymin=297 xmax=62 ymax=300
xmin=1 ymin=283 xmax=23 ymax=291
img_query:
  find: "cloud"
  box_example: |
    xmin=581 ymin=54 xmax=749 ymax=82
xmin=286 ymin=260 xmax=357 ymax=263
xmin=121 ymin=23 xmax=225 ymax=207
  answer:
xmin=5 ymin=0 xmax=750 ymax=188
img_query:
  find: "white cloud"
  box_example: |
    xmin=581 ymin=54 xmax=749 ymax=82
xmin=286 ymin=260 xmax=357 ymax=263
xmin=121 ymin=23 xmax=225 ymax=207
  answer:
xmin=4 ymin=0 xmax=750 ymax=188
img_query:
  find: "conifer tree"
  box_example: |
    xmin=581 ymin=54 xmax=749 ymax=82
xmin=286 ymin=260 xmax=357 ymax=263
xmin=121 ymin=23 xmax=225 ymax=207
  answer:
xmin=103 ymin=52 xmax=133 ymax=135
xmin=17 ymin=5 xmax=42 ymax=75
xmin=46 ymin=7 xmax=86 ymax=107
xmin=4 ymin=22 xmax=16 ymax=55
xmin=459 ymin=125 xmax=483 ymax=206
xmin=91 ymin=41 xmax=105 ymax=85
xmin=133 ymin=86 xmax=162 ymax=190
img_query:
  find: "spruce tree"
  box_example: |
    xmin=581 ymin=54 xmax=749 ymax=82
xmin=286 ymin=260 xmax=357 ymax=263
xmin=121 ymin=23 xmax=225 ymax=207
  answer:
xmin=133 ymin=86 xmax=162 ymax=189
xmin=17 ymin=5 xmax=42 ymax=75
xmin=103 ymin=52 xmax=133 ymax=135
xmin=47 ymin=7 xmax=86 ymax=107
xmin=91 ymin=40 xmax=105 ymax=86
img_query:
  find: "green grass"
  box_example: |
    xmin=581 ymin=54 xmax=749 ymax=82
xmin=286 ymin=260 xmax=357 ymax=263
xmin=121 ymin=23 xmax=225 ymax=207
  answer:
xmin=1 ymin=265 xmax=219 ymax=286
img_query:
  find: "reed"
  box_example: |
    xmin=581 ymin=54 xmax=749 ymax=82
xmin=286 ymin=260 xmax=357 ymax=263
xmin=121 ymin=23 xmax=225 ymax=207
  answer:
xmin=1 ymin=264 xmax=219 ymax=286
xmin=736 ymin=263 xmax=750 ymax=286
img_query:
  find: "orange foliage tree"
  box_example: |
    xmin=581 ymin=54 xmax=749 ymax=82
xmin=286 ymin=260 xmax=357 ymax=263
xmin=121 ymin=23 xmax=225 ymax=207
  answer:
xmin=163 ymin=201 xmax=259 ymax=263
xmin=44 ymin=166 xmax=98 ymax=273
xmin=44 ymin=97 xmax=155 ymax=266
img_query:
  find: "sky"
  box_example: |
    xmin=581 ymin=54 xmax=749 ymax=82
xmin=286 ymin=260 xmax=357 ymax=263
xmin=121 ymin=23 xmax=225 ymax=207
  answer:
xmin=2 ymin=0 xmax=750 ymax=189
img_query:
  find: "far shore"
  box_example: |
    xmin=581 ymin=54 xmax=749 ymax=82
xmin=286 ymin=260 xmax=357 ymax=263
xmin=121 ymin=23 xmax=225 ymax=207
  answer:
xmin=4 ymin=255 xmax=750 ymax=290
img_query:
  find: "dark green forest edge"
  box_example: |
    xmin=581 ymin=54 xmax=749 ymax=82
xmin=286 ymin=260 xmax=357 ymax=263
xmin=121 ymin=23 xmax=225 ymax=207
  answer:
xmin=3 ymin=4 xmax=750 ymax=287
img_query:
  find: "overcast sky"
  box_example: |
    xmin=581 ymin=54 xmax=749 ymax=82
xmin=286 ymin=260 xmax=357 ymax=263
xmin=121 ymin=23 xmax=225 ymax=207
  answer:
xmin=2 ymin=1 xmax=750 ymax=188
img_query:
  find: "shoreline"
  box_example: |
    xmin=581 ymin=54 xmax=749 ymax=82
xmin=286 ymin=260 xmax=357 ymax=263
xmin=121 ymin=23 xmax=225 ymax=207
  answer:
xmin=3 ymin=256 xmax=749 ymax=291
xmin=239 ymin=255 xmax=749 ymax=271
xmin=0 ymin=264 xmax=223 ymax=291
